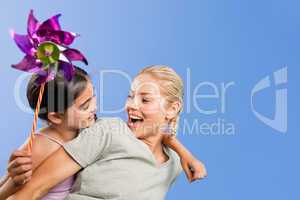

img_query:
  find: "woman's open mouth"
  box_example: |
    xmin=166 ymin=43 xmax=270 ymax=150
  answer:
xmin=127 ymin=114 xmax=144 ymax=129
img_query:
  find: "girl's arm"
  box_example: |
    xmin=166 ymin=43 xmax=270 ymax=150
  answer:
xmin=0 ymin=150 xmax=32 ymax=200
xmin=163 ymin=136 xmax=207 ymax=182
xmin=0 ymin=177 xmax=23 ymax=200
xmin=0 ymin=174 xmax=9 ymax=188
xmin=8 ymin=147 xmax=81 ymax=200
xmin=0 ymin=174 xmax=13 ymax=200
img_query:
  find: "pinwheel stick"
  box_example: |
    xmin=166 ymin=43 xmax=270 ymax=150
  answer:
xmin=27 ymin=82 xmax=45 ymax=153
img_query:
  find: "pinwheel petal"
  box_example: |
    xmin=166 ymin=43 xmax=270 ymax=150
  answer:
xmin=38 ymin=14 xmax=61 ymax=31
xmin=36 ymin=30 xmax=76 ymax=46
xmin=62 ymin=48 xmax=88 ymax=65
xmin=11 ymin=32 xmax=35 ymax=56
xmin=11 ymin=55 xmax=43 ymax=74
xmin=27 ymin=9 xmax=39 ymax=37
xmin=49 ymin=30 xmax=76 ymax=46
xmin=59 ymin=61 xmax=75 ymax=81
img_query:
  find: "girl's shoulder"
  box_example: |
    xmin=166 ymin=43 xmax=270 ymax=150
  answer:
xmin=19 ymin=129 xmax=63 ymax=170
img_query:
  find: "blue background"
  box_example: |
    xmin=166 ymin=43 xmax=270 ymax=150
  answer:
xmin=0 ymin=0 xmax=298 ymax=199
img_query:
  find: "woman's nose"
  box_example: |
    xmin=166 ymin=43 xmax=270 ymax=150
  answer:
xmin=126 ymin=98 xmax=139 ymax=110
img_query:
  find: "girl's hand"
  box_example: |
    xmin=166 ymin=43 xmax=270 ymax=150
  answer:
xmin=180 ymin=155 xmax=207 ymax=183
xmin=7 ymin=150 xmax=33 ymax=186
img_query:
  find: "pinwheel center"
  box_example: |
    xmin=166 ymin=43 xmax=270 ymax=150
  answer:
xmin=37 ymin=42 xmax=60 ymax=65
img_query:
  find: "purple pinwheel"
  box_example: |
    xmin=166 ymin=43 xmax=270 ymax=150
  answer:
xmin=11 ymin=10 xmax=88 ymax=84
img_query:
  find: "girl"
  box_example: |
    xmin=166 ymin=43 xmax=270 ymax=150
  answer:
xmin=7 ymin=65 xmax=207 ymax=200
xmin=0 ymin=66 xmax=97 ymax=199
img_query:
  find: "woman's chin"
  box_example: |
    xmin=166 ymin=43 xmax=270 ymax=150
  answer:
xmin=130 ymin=129 xmax=144 ymax=139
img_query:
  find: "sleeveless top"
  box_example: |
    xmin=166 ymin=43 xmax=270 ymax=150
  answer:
xmin=34 ymin=133 xmax=76 ymax=200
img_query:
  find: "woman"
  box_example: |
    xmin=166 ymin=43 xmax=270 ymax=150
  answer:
xmin=8 ymin=65 xmax=207 ymax=200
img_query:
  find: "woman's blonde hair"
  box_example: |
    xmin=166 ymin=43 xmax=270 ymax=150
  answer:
xmin=138 ymin=65 xmax=184 ymax=131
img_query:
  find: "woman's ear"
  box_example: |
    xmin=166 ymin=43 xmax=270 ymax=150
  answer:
xmin=47 ymin=112 xmax=63 ymax=125
xmin=166 ymin=101 xmax=182 ymax=120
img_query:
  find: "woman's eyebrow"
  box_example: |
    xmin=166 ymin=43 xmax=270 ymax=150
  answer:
xmin=139 ymin=92 xmax=154 ymax=96
xmin=130 ymin=90 xmax=154 ymax=96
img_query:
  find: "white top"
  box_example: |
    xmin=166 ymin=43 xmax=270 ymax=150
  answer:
xmin=63 ymin=117 xmax=182 ymax=200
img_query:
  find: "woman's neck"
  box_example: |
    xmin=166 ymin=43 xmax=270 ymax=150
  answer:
xmin=140 ymin=134 xmax=168 ymax=165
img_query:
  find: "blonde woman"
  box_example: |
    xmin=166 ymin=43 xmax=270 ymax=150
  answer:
xmin=7 ymin=65 xmax=207 ymax=200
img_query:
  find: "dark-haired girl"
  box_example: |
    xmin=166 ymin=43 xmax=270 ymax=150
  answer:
xmin=0 ymin=67 xmax=97 ymax=199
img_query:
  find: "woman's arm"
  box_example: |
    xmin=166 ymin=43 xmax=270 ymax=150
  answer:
xmin=7 ymin=119 xmax=112 ymax=200
xmin=8 ymin=147 xmax=81 ymax=200
xmin=163 ymin=136 xmax=192 ymax=158
xmin=163 ymin=136 xmax=207 ymax=182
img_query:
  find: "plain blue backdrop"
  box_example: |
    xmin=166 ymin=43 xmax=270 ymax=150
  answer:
xmin=0 ymin=1 xmax=298 ymax=199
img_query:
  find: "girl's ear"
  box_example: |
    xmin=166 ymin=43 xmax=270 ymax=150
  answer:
xmin=166 ymin=101 xmax=182 ymax=120
xmin=47 ymin=112 xmax=63 ymax=125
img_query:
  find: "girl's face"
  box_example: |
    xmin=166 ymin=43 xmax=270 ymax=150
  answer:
xmin=125 ymin=74 xmax=170 ymax=139
xmin=64 ymin=81 xmax=97 ymax=130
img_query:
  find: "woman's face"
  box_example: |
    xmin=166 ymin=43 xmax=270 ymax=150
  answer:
xmin=64 ymin=81 xmax=97 ymax=130
xmin=125 ymin=74 xmax=170 ymax=139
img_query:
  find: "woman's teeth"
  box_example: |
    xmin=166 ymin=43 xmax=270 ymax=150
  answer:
xmin=129 ymin=115 xmax=144 ymax=123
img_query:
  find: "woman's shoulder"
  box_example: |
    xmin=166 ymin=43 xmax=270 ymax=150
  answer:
xmin=96 ymin=117 xmax=126 ymax=126
xmin=165 ymin=147 xmax=180 ymax=163
xmin=89 ymin=117 xmax=130 ymax=134
xmin=166 ymin=147 xmax=183 ymax=175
